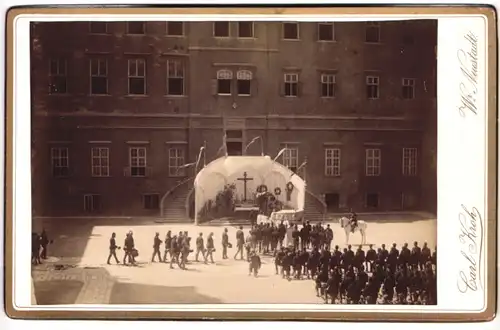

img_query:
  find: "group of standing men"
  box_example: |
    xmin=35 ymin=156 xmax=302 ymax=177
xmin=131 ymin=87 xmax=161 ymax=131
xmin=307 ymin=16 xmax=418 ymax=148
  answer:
xmin=273 ymin=238 xmax=437 ymax=305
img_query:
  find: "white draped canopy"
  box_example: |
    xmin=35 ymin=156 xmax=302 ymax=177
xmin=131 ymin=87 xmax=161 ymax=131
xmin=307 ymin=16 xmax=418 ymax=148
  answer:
xmin=194 ymin=156 xmax=306 ymax=224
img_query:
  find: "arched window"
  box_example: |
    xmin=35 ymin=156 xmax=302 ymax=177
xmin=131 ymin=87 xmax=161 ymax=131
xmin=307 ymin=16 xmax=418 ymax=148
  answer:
xmin=237 ymin=70 xmax=252 ymax=80
xmin=217 ymin=69 xmax=233 ymax=80
xmin=216 ymin=69 xmax=233 ymax=95
xmin=237 ymin=70 xmax=252 ymax=95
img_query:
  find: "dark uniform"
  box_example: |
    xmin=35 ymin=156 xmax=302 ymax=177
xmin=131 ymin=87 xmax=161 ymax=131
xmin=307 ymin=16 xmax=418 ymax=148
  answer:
xmin=234 ymin=227 xmax=245 ymax=260
xmin=366 ymin=245 xmax=377 ymax=272
xmin=411 ymin=242 xmax=421 ymax=270
xmin=170 ymin=235 xmax=180 ymax=269
xmin=31 ymin=232 xmax=41 ymax=265
xmin=151 ymin=233 xmax=162 ymax=262
xmin=222 ymin=229 xmax=229 ymax=259
xmin=163 ymin=231 xmax=172 ymax=262
xmin=248 ymin=252 xmax=262 ymax=276
xmin=40 ymin=229 xmax=50 ymax=259
xmin=195 ymin=233 xmax=206 ymax=262
xmin=275 ymin=248 xmax=286 ymax=275
xmin=325 ymin=225 xmax=334 ymax=251
xmin=355 ymin=246 xmax=366 ymax=270
xmin=206 ymin=233 xmax=215 ymax=263
xmin=107 ymin=233 xmax=120 ymax=264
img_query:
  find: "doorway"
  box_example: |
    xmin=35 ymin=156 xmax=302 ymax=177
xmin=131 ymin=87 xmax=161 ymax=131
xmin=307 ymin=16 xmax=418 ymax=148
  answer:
xmin=366 ymin=193 xmax=379 ymax=209
xmin=325 ymin=193 xmax=340 ymax=211
xmin=227 ymin=141 xmax=243 ymax=156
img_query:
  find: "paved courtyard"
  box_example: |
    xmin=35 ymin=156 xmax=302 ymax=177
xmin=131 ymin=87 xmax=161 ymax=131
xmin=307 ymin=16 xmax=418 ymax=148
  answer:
xmin=32 ymin=214 xmax=437 ymax=305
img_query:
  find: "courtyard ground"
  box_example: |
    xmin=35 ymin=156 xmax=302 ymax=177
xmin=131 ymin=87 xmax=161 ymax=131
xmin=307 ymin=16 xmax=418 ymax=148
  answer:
xmin=31 ymin=213 xmax=437 ymax=305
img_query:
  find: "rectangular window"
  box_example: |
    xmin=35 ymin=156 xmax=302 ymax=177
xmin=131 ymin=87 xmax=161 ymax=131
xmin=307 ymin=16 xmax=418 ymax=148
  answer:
xmin=168 ymin=147 xmax=186 ymax=177
xmin=366 ymin=193 xmax=379 ymax=208
xmin=237 ymin=21 xmax=254 ymax=38
xmin=284 ymin=73 xmax=299 ymax=97
xmin=51 ymin=147 xmax=69 ymax=177
xmin=127 ymin=22 xmax=145 ymax=34
xmin=90 ymin=58 xmax=108 ymax=95
xmin=365 ymin=148 xmax=381 ymax=176
xmin=325 ymin=148 xmax=341 ymax=176
xmin=128 ymin=59 xmax=146 ymax=95
xmin=366 ymin=75 xmax=379 ymax=99
xmin=402 ymin=147 xmax=418 ymax=176
xmin=365 ymin=22 xmax=380 ymax=43
xmin=166 ymin=21 xmax=184 ymax=36
xmin=237 ymin=70 xmax=252 ymax=96
xmin=217 ymin=69 xmax=233 ymax=95
xmin=89 ymin=22 xmax=108 ymax=34
xmin=282 ymin=146 xmax=299 ymax=172
xmin=318 ymin=23 xmax=335 ymax=41
xmin=129 ymin=147 xmax=147 ymax=177
xmin=214 ymin=21 xmax=230 ymax=37
xmin=321 ymin=73 xmax=336 ymax=97
xmin=84 ymin=194 xmax=101 ymax=212
xmin=402 ymin=78 xmax=416 ymax=99
xmin=49 ymin=58 xmax=67 ymax=94
xmin=143 ymin=194 xmax=160 ymax=210
xmin=91 ymin=147 xmax=110 ymax=177
xmin=166 ymin=59 xmax=184 ymax=96
xmin=283 ymin=22 xmax=299 ymax=40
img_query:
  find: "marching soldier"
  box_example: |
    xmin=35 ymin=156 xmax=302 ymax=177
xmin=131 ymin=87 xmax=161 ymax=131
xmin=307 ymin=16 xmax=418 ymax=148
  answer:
xmin=170 ymin=235 xmax=180 ymax=269
xmin=222 ymin=228 xmax=229 ymax=259
xmin=274 ymin=246 xmax=286 ymax=275
xmin=151 ymin=232 xmax=163 ymax=263
xmin=195 ymin=232 xmax=206 ymax=262
xmin=107 ymin=232 xmax=120 ymax=265
xmin=205 ymin=232 xmax=215 ymax=264
xmin=163 ymin=231 xmax=172 ymax=262
xmin=234 ymin=226 xmax=245 ymax=260
xmin=248 ymin=250 xmax=262 ymax=277
xmin=123 ymin=231 xmax=136 ymax=265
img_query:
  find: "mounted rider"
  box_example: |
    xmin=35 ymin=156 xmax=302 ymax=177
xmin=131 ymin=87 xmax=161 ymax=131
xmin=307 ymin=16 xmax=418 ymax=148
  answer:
xmin=349 ymin=209 xmax=358 ymax=233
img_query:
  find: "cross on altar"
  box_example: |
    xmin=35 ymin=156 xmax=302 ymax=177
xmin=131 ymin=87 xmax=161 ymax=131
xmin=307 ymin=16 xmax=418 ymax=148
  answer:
xmin=237 ymin=171 xmax=254 ymax=201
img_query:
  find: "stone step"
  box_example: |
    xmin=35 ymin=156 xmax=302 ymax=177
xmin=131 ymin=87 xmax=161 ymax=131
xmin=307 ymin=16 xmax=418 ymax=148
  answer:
xmin=154 ymin=218 xmax=193 ymax=224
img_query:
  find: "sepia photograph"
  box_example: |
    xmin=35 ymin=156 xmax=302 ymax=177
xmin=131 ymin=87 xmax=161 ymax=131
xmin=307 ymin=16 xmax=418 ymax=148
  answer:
xmin=27 ymin=18 xmax=440 ymax=307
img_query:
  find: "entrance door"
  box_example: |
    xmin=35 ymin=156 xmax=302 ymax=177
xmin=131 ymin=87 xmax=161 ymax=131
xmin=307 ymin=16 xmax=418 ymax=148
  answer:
xmin=325 ymin=193 xmax=340 ymax=211
xmin=226 ymin=130 xmax=243 ymax=156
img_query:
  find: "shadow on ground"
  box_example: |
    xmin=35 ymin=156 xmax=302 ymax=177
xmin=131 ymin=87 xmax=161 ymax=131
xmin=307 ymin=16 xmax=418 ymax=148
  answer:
xmin=109 ymin=283 xmax=223 ymax=304
xmin=33 ymin=280 xmax=84 ymax=305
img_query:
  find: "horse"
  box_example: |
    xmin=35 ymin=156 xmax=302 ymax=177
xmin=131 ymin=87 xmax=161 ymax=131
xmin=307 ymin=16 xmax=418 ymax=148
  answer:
xmin=338 ymin=216 xmax=368 ymax=245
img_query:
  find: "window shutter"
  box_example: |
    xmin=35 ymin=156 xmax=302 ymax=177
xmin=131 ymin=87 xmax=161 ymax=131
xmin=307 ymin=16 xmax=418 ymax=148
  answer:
xmin=211 ymin=79 xmax=218 ymax=96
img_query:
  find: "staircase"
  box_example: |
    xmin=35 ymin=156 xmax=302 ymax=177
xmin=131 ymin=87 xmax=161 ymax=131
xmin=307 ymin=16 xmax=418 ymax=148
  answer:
xmin=156 ymin=177 xmax=194 ymax=223
xmin=304 ymin=190 xmax=327 ymax=223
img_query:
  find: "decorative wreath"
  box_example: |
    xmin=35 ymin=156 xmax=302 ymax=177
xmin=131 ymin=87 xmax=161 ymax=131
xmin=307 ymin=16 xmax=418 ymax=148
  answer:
xmin=286 ymin=181 xmax=294 ymax=192
xmin=257 ymin=184 xmax=268 ymax=193
xmin=274 ymin=187 xmax=282 ymax=195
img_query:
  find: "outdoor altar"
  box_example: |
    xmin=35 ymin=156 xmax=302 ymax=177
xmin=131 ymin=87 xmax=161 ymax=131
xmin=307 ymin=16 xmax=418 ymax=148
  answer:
xmin=193 ymin=155 xmax=306 ymax=225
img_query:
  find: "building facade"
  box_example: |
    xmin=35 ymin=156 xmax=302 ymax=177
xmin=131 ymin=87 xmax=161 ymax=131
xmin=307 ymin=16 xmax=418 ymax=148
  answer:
xmin=30 ymin=20 xmax=437 ymax=218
